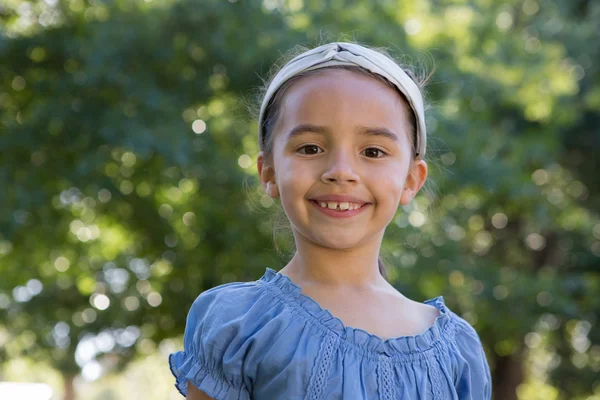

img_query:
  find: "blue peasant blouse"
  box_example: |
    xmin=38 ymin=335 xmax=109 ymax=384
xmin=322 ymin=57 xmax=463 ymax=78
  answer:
xmin=169 ymin=268 xmax=492 ymax=399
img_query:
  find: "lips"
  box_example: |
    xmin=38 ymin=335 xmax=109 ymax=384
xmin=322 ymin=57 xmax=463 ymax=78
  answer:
xmin=308 ymin=198 xmax=371 ymax=218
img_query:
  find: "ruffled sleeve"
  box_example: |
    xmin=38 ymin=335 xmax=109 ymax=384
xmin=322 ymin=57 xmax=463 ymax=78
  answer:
xmin=452 ymin=315 xmax=493 ymax=399
xmin=169 ymin=283 xmax=253 ymax=399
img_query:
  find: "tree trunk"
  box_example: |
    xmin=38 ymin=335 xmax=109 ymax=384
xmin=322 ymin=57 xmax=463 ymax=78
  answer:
xmin=63 ymin=373 xmax=76 ymax=400
xmin=492 ymin=348 xmax=524 ymax=400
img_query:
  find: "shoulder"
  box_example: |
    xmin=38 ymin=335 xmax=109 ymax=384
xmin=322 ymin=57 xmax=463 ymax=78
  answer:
xmin=189 ymin=279 xmax=264 ymax=318
xmin=449 ymin=311 xmax=485 ymax=347
xmin=415 ymin=300 xmax=444 ymax=332
xmin=184 ymin=278 xmax=271 ymax=341
xmin=445 ymin=307 xmax=486 ymax=358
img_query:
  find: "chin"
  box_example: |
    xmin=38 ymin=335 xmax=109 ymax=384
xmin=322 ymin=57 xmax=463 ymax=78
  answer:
xmin=311 ymin=232 xmax=367 ymax=250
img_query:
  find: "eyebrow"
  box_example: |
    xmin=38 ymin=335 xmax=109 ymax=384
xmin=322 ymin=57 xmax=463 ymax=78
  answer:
xmin=286 ymin=124 xmax=399 ymax=142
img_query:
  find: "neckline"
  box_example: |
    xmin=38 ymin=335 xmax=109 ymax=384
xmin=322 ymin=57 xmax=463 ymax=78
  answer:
xmin=260 ymin=267 xmax=453 ymax=356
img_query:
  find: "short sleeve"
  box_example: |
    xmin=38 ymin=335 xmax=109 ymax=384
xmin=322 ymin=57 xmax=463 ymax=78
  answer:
xmin=452 ymin=316 xmax=493 ymax=399
xmin=169 ymin=286 xmax=252 ymax=399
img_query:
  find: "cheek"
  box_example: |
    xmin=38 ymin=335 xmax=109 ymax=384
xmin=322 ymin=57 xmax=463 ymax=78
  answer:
xmin=274 ymin=157 xmax=313 ymax=195
xmin=279 ymin=163 xmax=312 ymax=191
xmin=371 ymin=168 xmax=407 ymax=200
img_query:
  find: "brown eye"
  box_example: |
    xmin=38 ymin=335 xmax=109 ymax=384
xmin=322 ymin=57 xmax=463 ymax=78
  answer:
xmin=363 ymin=148 xmax=386 ymax=158
xmin=298 ymin=145 xmax=322 ymax=155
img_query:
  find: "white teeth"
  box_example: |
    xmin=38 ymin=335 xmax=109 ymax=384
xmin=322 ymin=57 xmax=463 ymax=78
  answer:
xmin=317 ymin=201 xmax=362 ymax=210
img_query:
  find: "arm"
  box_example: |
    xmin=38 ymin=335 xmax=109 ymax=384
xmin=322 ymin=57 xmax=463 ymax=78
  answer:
xmin=187 ymin=381 xmax=215 ymax=400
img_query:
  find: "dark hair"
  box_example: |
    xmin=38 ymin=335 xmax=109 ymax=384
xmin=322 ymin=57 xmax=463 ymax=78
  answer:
xmin=253 ymin=42 xmax=432 ymax=280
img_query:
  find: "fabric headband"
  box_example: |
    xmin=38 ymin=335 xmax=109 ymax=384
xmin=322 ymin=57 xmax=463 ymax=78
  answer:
xmin=258 ymin=42 xmax=427 ymax=160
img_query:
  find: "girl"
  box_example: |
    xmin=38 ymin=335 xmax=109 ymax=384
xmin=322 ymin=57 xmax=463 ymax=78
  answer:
xmin=169 ymin=42 xmax=492 ymax=399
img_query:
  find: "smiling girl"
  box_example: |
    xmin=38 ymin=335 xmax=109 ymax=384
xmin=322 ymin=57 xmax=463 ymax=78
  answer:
xmin=169 ymin=42 xmax=492 ymax=399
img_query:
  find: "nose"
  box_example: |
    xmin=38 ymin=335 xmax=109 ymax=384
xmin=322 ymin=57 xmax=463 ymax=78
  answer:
xmin=321 ymin=149 xmax=360 ymax=184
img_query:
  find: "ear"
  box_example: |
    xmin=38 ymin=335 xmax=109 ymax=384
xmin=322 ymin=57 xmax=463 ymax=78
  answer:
xmin=257 ymin=151 xmax=280 ymax=198
xmin=400 ymin=160 xmax=428 ymax=205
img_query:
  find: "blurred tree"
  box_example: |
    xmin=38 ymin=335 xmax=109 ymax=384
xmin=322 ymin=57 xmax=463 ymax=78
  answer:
xmin=0 ymin=0 xmax=295 ymax=397
xmin=0 ymin=0 xmax=598 ymax=399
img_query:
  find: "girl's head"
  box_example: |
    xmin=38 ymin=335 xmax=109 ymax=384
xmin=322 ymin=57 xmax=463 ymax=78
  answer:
xmin=255 ymin=42 xmax=430 ymax=277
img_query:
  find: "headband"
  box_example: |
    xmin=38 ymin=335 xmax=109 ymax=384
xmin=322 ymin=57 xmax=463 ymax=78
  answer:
xmin=258 ymin=42 xmax=427 ymax=160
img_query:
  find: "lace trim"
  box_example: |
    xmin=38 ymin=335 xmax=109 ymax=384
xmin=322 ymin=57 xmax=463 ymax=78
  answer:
xmin=305 ymin=335 xmax=340 ymax=400
xmin=426 ymin=342 xmax=446 ymax=398
xmin=377 ymin=359 xmax=396 ymax=399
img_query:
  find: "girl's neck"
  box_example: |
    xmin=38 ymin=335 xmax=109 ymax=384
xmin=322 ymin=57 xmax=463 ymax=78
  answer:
xmin=279 ymin=233 xmax=389 ymax=290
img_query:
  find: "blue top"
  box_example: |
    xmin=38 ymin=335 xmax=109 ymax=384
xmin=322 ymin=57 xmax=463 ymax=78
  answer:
xmin=169 ymin=268 xmax=492 ymax=399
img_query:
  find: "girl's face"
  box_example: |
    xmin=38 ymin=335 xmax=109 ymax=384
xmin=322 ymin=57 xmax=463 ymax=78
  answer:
xmin=258 ymin=69 xmax=427 ymax=250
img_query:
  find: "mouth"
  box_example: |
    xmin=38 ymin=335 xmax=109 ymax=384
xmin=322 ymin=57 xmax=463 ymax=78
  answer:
xmin=309 ymin=200 xmax=369 ymax=211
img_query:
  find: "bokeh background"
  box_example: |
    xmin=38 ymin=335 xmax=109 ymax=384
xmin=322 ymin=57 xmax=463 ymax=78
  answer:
xmin=1 ymin=0 xmax=599 ymax=399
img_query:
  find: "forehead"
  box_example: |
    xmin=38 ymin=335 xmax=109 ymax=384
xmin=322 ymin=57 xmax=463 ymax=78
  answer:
xmin=276 ymin=69 xmax=411 ymax=134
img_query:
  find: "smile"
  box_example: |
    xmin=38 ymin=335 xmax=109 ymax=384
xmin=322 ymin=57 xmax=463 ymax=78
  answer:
xmin=309 ymin=200 xmax=370 ymax=218
xmin=316 ymin=201 xmax=363 ymax=211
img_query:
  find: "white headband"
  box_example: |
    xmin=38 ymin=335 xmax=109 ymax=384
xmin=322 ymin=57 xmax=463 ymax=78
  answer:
xmin=258 ymin=42 xmax=427 ymax=160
